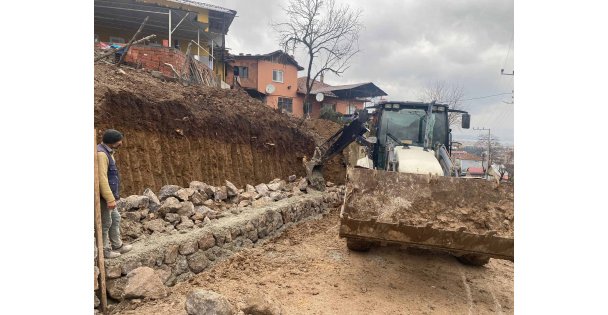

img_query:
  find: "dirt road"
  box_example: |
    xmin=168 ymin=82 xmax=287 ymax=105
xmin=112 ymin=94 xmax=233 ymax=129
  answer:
xmin=113 ymin=207 xmax=513 ymax=315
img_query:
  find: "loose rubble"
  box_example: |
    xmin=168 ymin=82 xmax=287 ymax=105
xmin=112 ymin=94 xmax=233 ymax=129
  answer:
xmin=114 ymin=176 xmax=345 ymax=243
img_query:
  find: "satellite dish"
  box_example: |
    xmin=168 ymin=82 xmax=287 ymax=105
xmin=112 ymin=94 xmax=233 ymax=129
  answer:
xmin=265 ymin=84 xmax=275 ymax=94
xmin=315 ymin=92 xmax=324 ymax=102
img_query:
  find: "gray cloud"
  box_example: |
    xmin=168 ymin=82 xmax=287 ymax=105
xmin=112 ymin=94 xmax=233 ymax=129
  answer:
xmin=203 ymin=0 xmax=513 ymax=142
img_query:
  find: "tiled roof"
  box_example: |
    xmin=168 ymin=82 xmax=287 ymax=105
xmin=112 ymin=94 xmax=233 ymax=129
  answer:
xmin=231 ymin=50 xmax=304 ymax=70
xmin=467 ymin=167 xmax=485 ymax=175
xmin=297 ymin=77 xmax=337 ymax=97
xmin=453 ymin=152 xmax=484 ymax=161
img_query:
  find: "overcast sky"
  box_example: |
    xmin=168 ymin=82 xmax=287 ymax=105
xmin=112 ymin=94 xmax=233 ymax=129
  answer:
xmin=203 ymin=0 xmax=514 ymax=144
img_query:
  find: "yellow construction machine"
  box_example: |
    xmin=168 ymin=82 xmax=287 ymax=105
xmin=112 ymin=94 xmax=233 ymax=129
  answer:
xmin=305 ymin=101 xmax=514 ymax=266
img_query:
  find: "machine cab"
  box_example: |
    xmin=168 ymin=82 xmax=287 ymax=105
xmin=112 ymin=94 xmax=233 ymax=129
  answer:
xmin=367 ymin=101 xmax=469 ymax=171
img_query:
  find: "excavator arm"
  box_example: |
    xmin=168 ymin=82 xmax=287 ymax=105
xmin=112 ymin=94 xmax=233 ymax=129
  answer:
xmin=305 ymin=110 xmax=370 ymax=190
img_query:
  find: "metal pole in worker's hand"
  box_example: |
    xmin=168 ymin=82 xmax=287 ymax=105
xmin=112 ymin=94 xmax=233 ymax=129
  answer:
xmin=94 ymin=129 xmax=108 ymax=314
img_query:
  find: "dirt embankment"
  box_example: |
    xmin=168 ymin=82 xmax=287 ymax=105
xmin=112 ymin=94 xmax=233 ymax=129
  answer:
xmin=94 ymin=65 xmax=345 ymax=195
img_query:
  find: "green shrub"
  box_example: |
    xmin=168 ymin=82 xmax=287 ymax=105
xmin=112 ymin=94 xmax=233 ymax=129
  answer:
xmin=319 ymin=106 xmax=343 ymax=123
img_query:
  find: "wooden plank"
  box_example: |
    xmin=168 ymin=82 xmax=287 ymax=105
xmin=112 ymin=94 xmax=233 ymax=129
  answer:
xmin=180 ymin=41 xmax=193 ymax=83
xmin=118 ymin=16 xmax=150 ymax=66
xmin=94 ymin=129 xmax=108 ymax=314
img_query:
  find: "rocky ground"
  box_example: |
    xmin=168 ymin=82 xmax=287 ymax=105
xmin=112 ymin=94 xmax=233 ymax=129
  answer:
xmin=109 ymin=207 xmax=514 ymax=315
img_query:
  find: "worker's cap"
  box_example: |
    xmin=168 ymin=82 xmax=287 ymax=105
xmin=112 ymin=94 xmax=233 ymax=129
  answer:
xmin=102 ymin=129 xmax=123 ymax=144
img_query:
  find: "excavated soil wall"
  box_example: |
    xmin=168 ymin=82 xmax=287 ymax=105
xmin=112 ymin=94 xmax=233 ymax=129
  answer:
xmin=94 ymin=65 xmax=344 ymax=195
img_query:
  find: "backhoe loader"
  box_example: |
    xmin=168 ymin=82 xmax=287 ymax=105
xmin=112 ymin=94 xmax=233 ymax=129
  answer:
xmin=305 ymin=101 xmax=513 ymax=266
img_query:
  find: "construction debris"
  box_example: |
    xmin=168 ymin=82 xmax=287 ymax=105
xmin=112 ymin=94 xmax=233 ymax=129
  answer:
xmin=94 ymin=34 xmax=156 ymax=62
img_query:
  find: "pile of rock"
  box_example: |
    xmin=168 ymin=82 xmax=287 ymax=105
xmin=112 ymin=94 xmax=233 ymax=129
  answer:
xmin=98 ymin=186 xmax=345 ymax=309
xmin=116 ymin=175 xmax=346 ymax=242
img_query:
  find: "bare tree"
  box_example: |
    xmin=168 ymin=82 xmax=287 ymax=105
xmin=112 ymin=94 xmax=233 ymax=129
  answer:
xmin=475 ymin=134 xmax=501 ymax=168
xmin=502 ymin=149 xmax=514 ymax=182
xmin=273 ymin=0 xmax=362 ymax=116
xmin=418 ymin=81 xmax=465 ymax=126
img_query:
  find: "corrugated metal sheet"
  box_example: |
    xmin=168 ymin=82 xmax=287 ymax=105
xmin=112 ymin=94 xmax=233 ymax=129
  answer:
xmin=296 ymin=78 xmax=386 ymax=98
xmin=149 ymin=0 xmax=236 ymax=14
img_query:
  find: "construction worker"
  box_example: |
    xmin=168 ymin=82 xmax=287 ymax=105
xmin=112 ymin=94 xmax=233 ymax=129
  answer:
xmin=97 ymin=129 xmax=132 ymax=258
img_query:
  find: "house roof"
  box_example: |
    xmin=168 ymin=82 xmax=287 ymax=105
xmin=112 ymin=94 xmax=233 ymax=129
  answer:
xmin=297 ymin=77 xmax=337 ymax=97
xmin=230 ymin=50 xmax=304 ymax=70
xmin=297 ymin=77 xmax=387 ymax=99
xmin=153 ymin=0 xmax=236 ymax=14
xmin=137 ymin=0 xmax=236 ymax=33
xmin=467 ymin=167 xmax=485 ymax=175
xmin=453 ymin=152 xmax=484 ymax=161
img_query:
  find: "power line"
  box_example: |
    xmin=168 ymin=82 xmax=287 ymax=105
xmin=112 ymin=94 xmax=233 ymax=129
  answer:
xmin=490 ymin=104 xmax=513 ymax=132
xmin=502 ymin=35 xmax=514 ymax=71
xmin=461 ymin=92 xmax=513 ymax=102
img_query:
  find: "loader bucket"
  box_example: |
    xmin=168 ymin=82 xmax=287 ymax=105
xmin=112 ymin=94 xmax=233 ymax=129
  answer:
xmin=339 ymin=167 xmax=514 ymax=260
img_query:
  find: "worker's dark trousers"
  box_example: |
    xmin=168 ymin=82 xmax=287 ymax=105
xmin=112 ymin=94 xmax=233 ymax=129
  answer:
xmin=101 ymin=199 xmax=123 ymax=252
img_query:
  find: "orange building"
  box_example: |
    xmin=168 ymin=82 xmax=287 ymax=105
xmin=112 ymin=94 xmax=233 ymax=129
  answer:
xmin=226 ymin=50 xmax=387 ymax=118
xmin=226 ymin=51 xmax=306 ymax=116
xmin=296 ymin=77 xmax=387 ymax=118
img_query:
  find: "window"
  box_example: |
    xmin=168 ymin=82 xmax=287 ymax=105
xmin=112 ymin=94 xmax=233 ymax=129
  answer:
xmin=235 ymin=66 xmax=248 ymax=78
xmin=272 ymin=70 xmax=284 ymax=83
xmin=347 ymin=104 xmax=357 ymax=115
xmin=377 ymin=107 xmax=448 ymax=148
xmin=278 ymin=97 xmax=293 ymax=113
xmin=322 ymin=103 xmax=337 ymax=112
xmin=304 ymin=101 xmax=312 ymax=114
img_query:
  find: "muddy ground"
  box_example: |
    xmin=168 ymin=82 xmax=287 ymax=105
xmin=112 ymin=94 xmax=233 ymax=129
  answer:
xmin=112 ymin=207 xmax=514 ymax=315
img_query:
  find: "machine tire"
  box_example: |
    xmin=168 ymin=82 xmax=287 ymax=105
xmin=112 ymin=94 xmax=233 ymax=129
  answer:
xmin=457 ymin=254 xmax=490 ymax=266
xmin=346 ymin=238 xmax=373 ymax=252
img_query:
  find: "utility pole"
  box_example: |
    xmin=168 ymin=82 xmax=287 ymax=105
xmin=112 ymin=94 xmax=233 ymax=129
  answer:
xmin=501 ymin=69 xmax=514 ymax=103
xmin=474 ymin=127 xmax=492 ymax=178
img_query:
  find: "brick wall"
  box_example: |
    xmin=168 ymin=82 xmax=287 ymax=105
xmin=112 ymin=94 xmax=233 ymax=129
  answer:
xmin=124 ymin=45 xmax=187 ymax=77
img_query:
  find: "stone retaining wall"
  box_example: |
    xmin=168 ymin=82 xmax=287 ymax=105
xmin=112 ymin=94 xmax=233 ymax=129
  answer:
xmin=103 ymin=191 xmax=339 ymax=301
